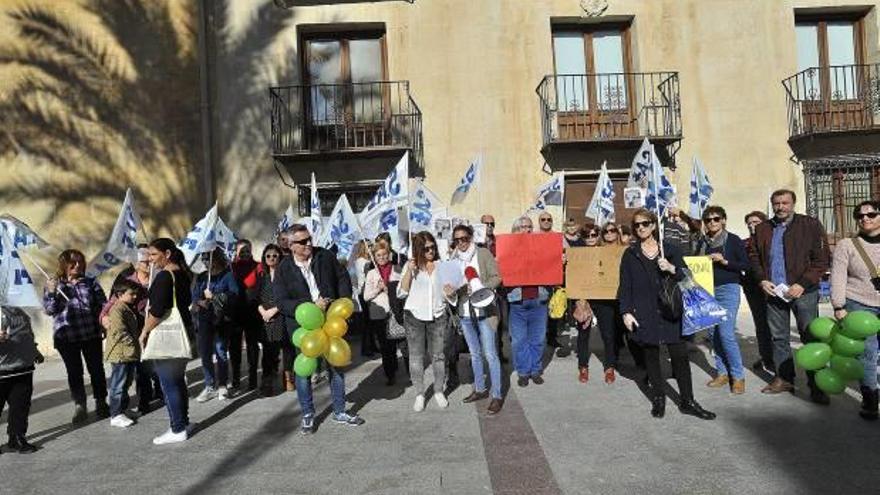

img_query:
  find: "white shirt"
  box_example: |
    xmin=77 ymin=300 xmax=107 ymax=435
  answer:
xmin=294 ymin=256 xmax=320 ymax=303
xmin=397 ymin=264 xmax=447 ymax=320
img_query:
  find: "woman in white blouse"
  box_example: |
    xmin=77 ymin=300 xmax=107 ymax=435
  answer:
xmin=397 ymin=232 xmax=449 ymax=412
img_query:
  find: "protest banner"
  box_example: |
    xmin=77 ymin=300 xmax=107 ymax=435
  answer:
xmin=496 ymin=233 xmax=563 ymax=286
xmin=0 ymin=227 xmax=40 ymax=307
xmin=684 ymin=255 xmax=715 ymax=295
xmin=86 ymin=188 xmax=142 ymax=278
xmin=565 ymin=246 xmax=626 ymax=300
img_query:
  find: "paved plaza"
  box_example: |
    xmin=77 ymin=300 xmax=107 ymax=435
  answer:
xmin=3 ymin=305 xmax=880 ymax=495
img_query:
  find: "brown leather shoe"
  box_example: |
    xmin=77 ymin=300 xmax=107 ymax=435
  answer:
xmin=707 ymin=375 xmax=730 ymax=388
xmin=487 ymin=398 xmax=503 ymax=415
xmin=731 ymin=379 xmax=745 ymax=395
xmin=578 ymin=367 xmax=589 ymax=384
xmin=604 ymin=367 xmax=616 ymax=384
xmin=462 ymin=390 xmax=489 ymax=403
xmin=283 ymin=371 xmax=296 ymax=392
xmin=761 ymin=377 xmax=793 ymax=394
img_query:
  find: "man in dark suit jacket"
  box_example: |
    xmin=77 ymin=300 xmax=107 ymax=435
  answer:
xmin=273 ymin=224 xmax=363 ymax=434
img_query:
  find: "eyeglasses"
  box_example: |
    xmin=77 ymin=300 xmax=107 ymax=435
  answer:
xmin=704 ymin=216 xmax=724 ymax=224
xmin=424 ymin=244 xmax=436 ymax=252
xmin=453 ymin=236 xmax=471 ymax=244
xmin=603 ymin=228 xmax=618 ymax=234
xmin=634 ymin=220 xmax=654 ymax=229
xmin=586 ymin=233 xmax=599 ymax=238
xmin=856 ymin=212 xmax=880 ymax=220
xmin=291 ymin=237 xmax=312 ymax=246
xmin=265 ymin=254 xmax=279 ymax=259
xmin=539 ymin=218 xmax=552 ymax=223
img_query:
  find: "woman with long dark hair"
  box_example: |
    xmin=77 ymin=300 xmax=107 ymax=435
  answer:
xmin=42 ymin=249 xmax=109 ymax=423
xmin=618 ymin=209 xmax=715 ymax=420
xmin=139 ymin=238 xmax=193 ymax=444
xmin=256 ymin=244 xmax=288 ymax=396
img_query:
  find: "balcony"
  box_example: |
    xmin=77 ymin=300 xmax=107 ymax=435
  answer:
xmin=783 ymin=64 xmax=880 ymax=159
xmin=536 ymin=72 xmax=682 ymax=169
xmin=269 ymin=81 xmax=423 ymax=181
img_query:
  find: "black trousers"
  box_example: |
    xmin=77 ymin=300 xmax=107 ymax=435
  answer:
xmin=56 ymin=338 xmax=107 ymax=405
xmin=229 ymin=321 xmax=260 ymax=387
xmin=370 ymin=318 xmax=408 ymax=380
xmin=643 ymin=341 xmax=693 ymax=401
xmin=0 ymin=373 xmax=33 ymax=438
xmin=261 ymin=341 xmax=281 ymax=380
xmin=135 ymin=361 xmax=162 ymax=411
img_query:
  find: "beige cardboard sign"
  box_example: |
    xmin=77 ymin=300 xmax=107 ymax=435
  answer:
xmin=565 ymin=246 xmax=627 ymax=300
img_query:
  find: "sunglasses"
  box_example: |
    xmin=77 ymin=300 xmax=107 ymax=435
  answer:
xmin=634 ymin=220 xmax=654 ymax=229
xmin=704 ymin=216 xmax=724 ymax=224
xmin=856 ymin=212 xmax=880 ymax=220
xmin=453 ymin=236 xmax=471 ymax=244
xmin=291 ymin=237 xmax=312 ymax=246
xmin=424 ymin=244 xmax=437 ymax=252
xmin=539 ymin=218 xmax=552 ymax=223
xmin=484 ymin=222 xmax=495 ymax=227
xmin=586 ymin=233 xmax=599 ymax=239
xmin=603 ymin=228 xmax=618 ymax=234
xmin=265 ymin=254 xmax=279 ymax=259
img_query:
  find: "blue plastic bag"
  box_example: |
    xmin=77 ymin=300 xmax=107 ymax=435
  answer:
xmin=679 ymin=269 xmax=728 ymax=336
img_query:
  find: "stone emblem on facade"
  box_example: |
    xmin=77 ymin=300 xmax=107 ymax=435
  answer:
xmin=580 ymin=0 xmax=609 ymax=17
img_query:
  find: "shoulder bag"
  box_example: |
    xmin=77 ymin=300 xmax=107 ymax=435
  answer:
xmin=142 ymin=272 xmax=194 ymax=360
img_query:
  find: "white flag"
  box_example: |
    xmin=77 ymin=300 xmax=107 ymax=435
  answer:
xmin=645 ymin=146 xmax=677 ymax=217
xmin=0 ymin=226 xmax=40 ymax=307
xmin=276 ymin=205 xmax=296 ymax=237
xmin=688 ymin=156 xmax=714 ymax=219
xmin=0 ymin=215 xmax=49 ymax=251
xmin=409 ymin=179 xmax=448 ymax=234
xmin=525 ymin=173 xmax=564 ymax=213
xmin=307 ymin=173 xmax=323 ymax=240
xmin=321 ymin=194 xmax=363 ymax=259
xmin=215 ymin=218 xmax=238 ymax=261
xmin=627 ymin=137 xmax=654 ymax=188
xmin=86 ymin=188 xmax=143 ymax=278
xmin=450 ymin=154 xmax=482 ymax=206
xmin=359 ymin=152 xmax=410 ymax=239
xmin=179 ymin=204 xmax=237 ymax=266
xmin=585 ymin=162 xmax=616 ymax=226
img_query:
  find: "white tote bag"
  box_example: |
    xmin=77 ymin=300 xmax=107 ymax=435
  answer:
xmin=142 ymin=272 xmax=194 ymax=360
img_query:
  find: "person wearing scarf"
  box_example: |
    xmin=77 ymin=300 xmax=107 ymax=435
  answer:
xmin=364 ymin=240 xmax=408 ymax=386
xmin=699 ymin=206 xmax=750 ymax=395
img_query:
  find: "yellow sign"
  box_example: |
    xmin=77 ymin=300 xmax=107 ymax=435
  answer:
xmin=684 ymin=256 xmax=714 ymax=295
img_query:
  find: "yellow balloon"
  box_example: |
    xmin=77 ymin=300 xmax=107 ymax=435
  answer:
xmin=327 ymin=298 xmax=355 ymax=320
xmin=300 ymin=330 xmax=329 ymax=358
xmin=323 ymin=316 xmax=349 ymax=339
xmin=325 ymin=337 xmax=352 ymax=367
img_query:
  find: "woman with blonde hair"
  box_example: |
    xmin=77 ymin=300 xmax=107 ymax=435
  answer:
xmin=363 ymin=240 xmax=408 ymax=385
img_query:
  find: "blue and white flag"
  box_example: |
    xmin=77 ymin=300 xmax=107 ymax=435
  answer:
xmin=276 ymin=205 xmax=296 ymax=236
xmin=359 ymin=152 xmax=409 ymax=239
xmin=409 ymin=179 xmax=447 ymax=234
xmin=627 ymin=138 xmax=653 ymax=188
xmin=644 ymin=146 xmax=677 ymax=217
xmin=307 ymin=173 xmax=324 ymax=240
xmin=688 ymin=156 xmax=714 ymax=219
xmin=0 ymin=215 xmax=49 ymax=251
xmin=86 ymin=188 xmax=142 ymax=278
xmin=525 ymin=173 xmax=564 ymax=213
xmin=0 ymin=221 xmax=41 ymax=307
xmin=450 ymin=154 xmax=482 ymax=206
xmin=179 ymin=204 xmax=238 ymax=266
xmin=586 ymin=162 xmax=616 ymax=225
xmin=321 ymin=194 xmax=363 ymax=259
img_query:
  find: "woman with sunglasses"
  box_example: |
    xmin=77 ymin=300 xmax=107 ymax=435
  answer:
xmin=563 ymin=220 xmax=586 ymax=247
xmin=619 ymin=208 xmax=715 ymax=420
xmin=398 ymin=232 xmax=449 ymax=412
xmin=364 ymin=240 xmax=408 ymax=386
xmin=256 ymin=244 xmax=288 ymax=396
xmin=696 ymin=206 xmax=749 ymax=395
xmin=582 ymin=224 xmax=601 ymax=247
xmin=831 ymin=200 xmax=880 ymax=420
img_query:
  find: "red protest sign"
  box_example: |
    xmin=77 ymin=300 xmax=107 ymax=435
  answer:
xmin=496 ymin=233 xmax=564 ymax=286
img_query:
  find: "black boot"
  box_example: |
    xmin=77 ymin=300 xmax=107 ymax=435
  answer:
xmin=7 ymin=435 xmax=38 ymax=453
xmin=860 ymin=386 xmax=879 ymax=421
xmin=95 ymin=400 xmax=110 ymax=419
xmin=651 ymin=395 xmax=666 ymax=418
xmin=72 ymin=403 xmax=88 ymax=424
xmin=679 ymin=399 xmax=716 ymax=420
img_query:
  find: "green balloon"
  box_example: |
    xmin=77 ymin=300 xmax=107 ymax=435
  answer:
xmin=291 ymin=327 xmax=309 ymax=348
xmin=830 ymin=333 xmax=866 ymax=357
xmin=794 ymin=342 xmax=832 ymax=370
xmin=293 ymin=354 xmax=318 ymax=378
xmin=830 ymin=354 xmax=865 ymax=381
xmin=808 ymin=317 xmax=837 ymax=343
xmin=815 ymin=368 xmax=846 ymax=395
xmin=295 ymin=302 xmax=325 ymax=330
xmin=839 ymin=311 xmax=880 ymax=340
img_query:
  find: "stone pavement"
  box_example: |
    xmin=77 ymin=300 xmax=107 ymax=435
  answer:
xmin=2 ymin=305 xmax=880 ymax=495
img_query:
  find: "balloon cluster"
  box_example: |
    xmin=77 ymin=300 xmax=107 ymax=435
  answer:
xmin=291 ymin=298 xmax=355 ymax=378
xmin=796 ymin=311 xmax=880 ymax=394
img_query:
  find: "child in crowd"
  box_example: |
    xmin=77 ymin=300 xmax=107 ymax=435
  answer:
xmin=104 ymin=279 xmax=143 ymax=428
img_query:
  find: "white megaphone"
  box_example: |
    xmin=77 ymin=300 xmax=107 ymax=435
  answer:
xmin=465 ymin=266 xmax=496 ymax=309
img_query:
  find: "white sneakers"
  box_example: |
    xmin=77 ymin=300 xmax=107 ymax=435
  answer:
xmin=434 ymin=393 xmax=449 ymax=409
xmin=413 ymin=393 xmax=449 ymax=411
xmin=152 ymin=428 xmax=188 ymax=445
xmin=218 ymin=386 xmax=229 ymax=401
xmin=413 ymin=395 xmax=426 ymax=412
xmin=196 ymin=387 xmax=217 ymax=403
xmin=110 ymin=414 xmax=134 ymax=428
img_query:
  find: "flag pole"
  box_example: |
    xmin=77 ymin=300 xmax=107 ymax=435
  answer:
xmin=20 ymin=250 xmax=70 ymax=302
xmin=652 ymin=148 xmax=665 ymax=259
xmin=353 ymin=217 xmax=379 ymax=269
xmin=206 ymin=249 xmax=213 ymax=287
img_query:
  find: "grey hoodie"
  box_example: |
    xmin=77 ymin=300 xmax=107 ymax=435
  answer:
xmin=0 ymin=308 xmax=37 ymax=377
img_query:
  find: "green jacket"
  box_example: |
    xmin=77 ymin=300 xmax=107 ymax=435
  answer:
xmin=104 ymin=302 xmax=140 ymax=363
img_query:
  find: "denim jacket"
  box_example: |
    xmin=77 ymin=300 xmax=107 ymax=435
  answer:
xmin=506 ymin=286 xmax=551 ymax=303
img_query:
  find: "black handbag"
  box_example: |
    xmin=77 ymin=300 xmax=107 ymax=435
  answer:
xmin=658 ymin=272 xmax=683 ymax=321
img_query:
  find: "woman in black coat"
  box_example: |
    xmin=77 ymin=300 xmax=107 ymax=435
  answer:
xmin=618 ymin=208 xmax=715 ymax=420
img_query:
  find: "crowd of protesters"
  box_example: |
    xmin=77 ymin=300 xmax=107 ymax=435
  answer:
xmin=2 ymin=188 xmax=879 ymax=452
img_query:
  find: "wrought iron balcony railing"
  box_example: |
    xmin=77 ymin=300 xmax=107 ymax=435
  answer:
xmin=270 ymin=80 xmax=423 ymax=164
xmin=536 ymin=72 xmax=682 ymax=148
xmin=783 ymin=64 xmax=880 ymax=139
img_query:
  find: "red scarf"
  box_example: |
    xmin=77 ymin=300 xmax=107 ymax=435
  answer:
xmin=378 ymin=263 xmax=393 ymax=283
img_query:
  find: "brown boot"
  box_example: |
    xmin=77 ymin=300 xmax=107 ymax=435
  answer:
xmin=761 ymin=377 xmax=793 ymax=394
xmin=283 ymin=371 xmax=296 ymax=392
xmin=706 ymin=375 xmax=730 ymax=388
xmin=731 ymin=378 xmax=745 ymax=395
xmin=487 ymin=398 xmax=503 ymax=415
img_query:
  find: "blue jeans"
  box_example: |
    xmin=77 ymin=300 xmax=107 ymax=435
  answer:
xmin=460 ymin=317 xmax=502 ymax=399
xmin=197 ymin=320 xmax=228 ymax=389
xmin=153 ymin=359 xmax=190 ymax=434
xmin=708 ymin=284 xmax=745 ymax=380
xmin=108 ymin=362 xmax=137 ymax=417
xmin=844 ymin=299 xmax=879 ymax=390
xmin=295 ymin=364 xmax=346 ymax=417
xmin=509 ymin=300 xmax=548 ymax=377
